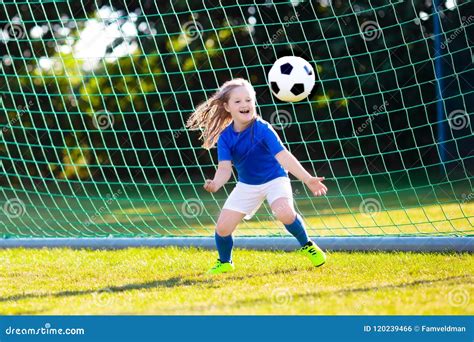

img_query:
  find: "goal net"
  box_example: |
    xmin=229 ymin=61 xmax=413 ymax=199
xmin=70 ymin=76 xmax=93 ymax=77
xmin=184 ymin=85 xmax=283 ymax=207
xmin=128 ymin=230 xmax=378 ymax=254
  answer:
xmin=0 ymin=1 xmax=472 ymax=246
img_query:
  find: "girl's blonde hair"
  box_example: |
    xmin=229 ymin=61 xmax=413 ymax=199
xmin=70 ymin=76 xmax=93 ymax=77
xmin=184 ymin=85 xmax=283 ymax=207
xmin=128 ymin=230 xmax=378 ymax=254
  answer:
xmin=186 ymin=78 xmax=256 ymax=149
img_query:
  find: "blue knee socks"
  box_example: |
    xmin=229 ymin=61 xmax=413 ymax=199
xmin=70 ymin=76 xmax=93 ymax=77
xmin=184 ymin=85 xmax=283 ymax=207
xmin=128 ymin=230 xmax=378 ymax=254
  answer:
xmin=215 ymin=232 xmax=233 ymax=263
xmin=284 ymin=214 xmax=310 ymax=247
xmin=215 ymin=215 xmax=308 ymax=261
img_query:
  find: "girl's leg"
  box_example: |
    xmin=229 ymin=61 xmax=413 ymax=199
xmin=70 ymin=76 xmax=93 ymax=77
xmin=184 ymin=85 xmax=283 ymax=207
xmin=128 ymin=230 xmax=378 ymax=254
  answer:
xmin=270 ymin=197 xmax=309 ymax=247
xmin=270 ymin=196 xmax=326 ymax=267
xmin=214 ymin=209 xmax=245 ymax=262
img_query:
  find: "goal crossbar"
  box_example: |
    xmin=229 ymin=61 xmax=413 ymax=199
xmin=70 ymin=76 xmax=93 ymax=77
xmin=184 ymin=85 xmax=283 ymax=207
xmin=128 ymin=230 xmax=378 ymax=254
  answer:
xmin=1 ymin=237 xmax=472 ymax=252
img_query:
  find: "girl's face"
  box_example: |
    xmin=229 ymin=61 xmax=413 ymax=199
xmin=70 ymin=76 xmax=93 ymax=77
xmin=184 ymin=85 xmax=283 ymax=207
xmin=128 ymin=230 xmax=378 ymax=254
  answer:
xmin=224 ymin=86 xmax=256 ymax=126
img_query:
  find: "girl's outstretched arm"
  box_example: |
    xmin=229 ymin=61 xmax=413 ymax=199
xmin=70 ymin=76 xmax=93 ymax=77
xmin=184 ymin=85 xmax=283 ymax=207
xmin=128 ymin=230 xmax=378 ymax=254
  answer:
xmin=204 ymin=161 xmax=233 ymax=193
xmin=275 ymin=149 xmax=327 ymax=196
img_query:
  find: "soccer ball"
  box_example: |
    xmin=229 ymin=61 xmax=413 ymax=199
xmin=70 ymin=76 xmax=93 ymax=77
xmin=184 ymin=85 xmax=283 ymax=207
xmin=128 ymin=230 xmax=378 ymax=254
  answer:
xmin=268 ymin=56 xmax=315 ymax=102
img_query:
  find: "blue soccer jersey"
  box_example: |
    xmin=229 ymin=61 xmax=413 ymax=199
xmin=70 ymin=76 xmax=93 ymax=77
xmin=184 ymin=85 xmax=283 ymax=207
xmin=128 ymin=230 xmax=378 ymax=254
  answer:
xmin=217 ymin=116 xmax=288 ymax=185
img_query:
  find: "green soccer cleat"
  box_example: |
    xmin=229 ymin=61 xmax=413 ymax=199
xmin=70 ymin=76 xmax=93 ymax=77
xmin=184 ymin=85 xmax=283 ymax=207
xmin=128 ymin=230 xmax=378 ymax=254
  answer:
xmin=299 ymin=240 xmax=326 ymax=267
xmin=207 ymin=259 xmax=235 ymax=275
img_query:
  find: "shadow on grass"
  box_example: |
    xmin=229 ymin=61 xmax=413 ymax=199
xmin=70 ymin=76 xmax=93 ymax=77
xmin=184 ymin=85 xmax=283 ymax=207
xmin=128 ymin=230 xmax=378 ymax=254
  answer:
xmin=0 ymin=267 xmax=302 ymax=304
xmin=230 ymin=274 xmax=473 ymax=308
xmin=1 ymin=277 xmax=186 ymax=304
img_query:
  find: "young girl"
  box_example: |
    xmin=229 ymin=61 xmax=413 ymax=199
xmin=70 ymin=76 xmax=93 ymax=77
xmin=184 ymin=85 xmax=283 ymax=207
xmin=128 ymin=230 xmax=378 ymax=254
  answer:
xmin=186 ymin=78 xmax=328 ymax=275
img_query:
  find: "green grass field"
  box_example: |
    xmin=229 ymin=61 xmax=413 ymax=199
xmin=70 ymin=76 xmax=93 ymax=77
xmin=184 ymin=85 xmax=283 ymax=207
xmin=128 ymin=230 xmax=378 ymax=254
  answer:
xmin=2 ymin=182 xmax=472 ymax=315
xmin=1 ymin=247 xmax=472 ymax=315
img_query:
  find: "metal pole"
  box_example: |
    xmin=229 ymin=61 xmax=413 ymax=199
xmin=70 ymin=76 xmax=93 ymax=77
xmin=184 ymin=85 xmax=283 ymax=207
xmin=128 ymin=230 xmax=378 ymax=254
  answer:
xmin=433 ymin=0 xmax=446 ymax=170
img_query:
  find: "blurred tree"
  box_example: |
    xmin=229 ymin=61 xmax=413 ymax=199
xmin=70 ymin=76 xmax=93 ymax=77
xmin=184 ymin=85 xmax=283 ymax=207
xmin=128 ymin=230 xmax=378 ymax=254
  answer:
xmin=0 ymin=0 xmax=471 ymax=187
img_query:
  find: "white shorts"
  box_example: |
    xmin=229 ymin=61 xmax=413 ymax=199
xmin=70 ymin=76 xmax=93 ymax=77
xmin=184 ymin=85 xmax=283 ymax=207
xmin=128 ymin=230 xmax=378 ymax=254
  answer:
xmin=223 ymin=177 xmax=293 ymax=220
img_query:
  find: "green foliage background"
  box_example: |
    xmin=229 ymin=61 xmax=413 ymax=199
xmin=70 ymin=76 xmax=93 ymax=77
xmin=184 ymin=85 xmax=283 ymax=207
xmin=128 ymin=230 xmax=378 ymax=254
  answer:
xmin=0 ymin=0 xmax=472 ymax=187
